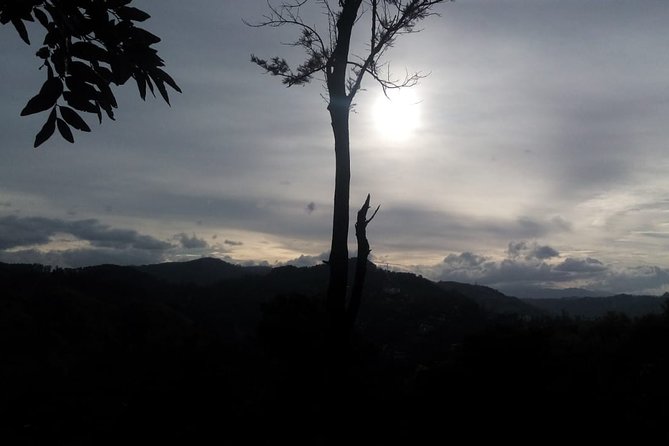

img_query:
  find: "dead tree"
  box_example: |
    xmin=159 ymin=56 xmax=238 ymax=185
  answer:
xmin=250 ymin=0 xmax=445 ymax=343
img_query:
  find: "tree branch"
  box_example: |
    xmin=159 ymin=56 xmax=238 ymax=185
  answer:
xmin=347 ymin=193 xmax=380 ymax=331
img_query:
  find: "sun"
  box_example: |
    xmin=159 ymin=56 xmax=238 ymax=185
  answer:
xmin=372 ymin=88 xmax=422 ymax=141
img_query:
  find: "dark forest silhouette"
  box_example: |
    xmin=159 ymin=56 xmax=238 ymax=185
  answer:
xmin=2 ymin=259 xmax=669 ymax=444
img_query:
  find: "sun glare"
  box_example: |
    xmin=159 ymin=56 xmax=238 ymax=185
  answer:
xmin=372 ymin=89 xmax=422 ymax=141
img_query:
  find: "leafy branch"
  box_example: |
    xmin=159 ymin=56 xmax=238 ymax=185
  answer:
xmin=1 ymin=0 xmax=181 ymax=147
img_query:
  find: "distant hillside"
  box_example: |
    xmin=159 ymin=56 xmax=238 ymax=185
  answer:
xmin=6 ymin=258 xmax=666 ymax=322
xmin=497 ymin=286 xmax=606 ymax=299
xmin=134 ymin=257 xmax=271 ymax=286
xmin=523 ymin=294 xmax=669 ymax=318
xmin=437 ymin=281 xmax=542 ymax=317
xmin=0 ymin=259 xmax=499 ymax=357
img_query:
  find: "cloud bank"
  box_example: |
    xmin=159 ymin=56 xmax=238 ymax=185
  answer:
xmin=414 ymin=240 xmax=669 ymax=296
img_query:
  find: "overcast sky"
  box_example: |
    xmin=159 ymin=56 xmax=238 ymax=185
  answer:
xmin=1 ymin=0 xmax=669 ymax=295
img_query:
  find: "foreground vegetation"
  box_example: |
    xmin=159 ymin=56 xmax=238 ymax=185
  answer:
xmin=1 ymin=261 xmax=668 ymax=444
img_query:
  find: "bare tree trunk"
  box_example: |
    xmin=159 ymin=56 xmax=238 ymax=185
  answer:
xmin=325 ymin=100 xmax=351 ymax=351
xmin=324 ymin=0 xmax=360 ymax=345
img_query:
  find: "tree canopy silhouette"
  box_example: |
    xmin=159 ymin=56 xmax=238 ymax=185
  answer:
xmin=1 ymin=0 xmax=180 ymax=147
xmin=251 ymin=0 xmax=445 ymax=339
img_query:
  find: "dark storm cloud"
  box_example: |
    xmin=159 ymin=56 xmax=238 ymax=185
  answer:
xmin=175 ymin=233 xmax=209 ymax=249
xmin=0 ymin=247 xmax=166 ymax=268
xmin=555 ymin=257 xmax=606 ymax=273
xmin=596 ymin=266 xmax=669 ymax=295
xmin=422 ymin=240 xmax=669 ymax=295
xmin=443 ymin=252 xmax=488 ymax=268
xmin=533 ymin=245 xmax=560 ymax=260
xmin=0 ymin=216 xmax=54 ymax=249
xmin=0 ymin=215 xmax=172 ymax=251
xmin=507 ymin=241 xmax=560 ymax=260
xmin=424 ymin=238 xmax=610 ymax=290
xmin=430 ymin=253 xmax=573 ymax=289
xmin=69 ymin=219 xmax=171 ymax=250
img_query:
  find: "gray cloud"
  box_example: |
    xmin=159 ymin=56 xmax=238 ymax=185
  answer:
xmin=283 ymin=251 xmax=330 ymax=268
xmin=175 ymin=232 xmax=209 ymax=249
xmin=420 ymin=239 xmax=606 ymax=290
xmin=555 ymin=257 xmax=606 ymax=273
xmin=508 ymin=241 xmax=560 ymax=261
xmin=224 ymin=239 xmax=243 ymax=246
xmin=419 ymin=240 xmax=669 ymax=295
xmin=69 ymin=219 xmax=172 ymax=250
xmin=0 ymin=214 xmax=172 ymax=252
xmin=0 ymin=216 xmax=54 ymax=249
xmin=443 ymin=252 xmax=488 ymax=268
xmin=0 ymin=247 xmax=166 ymax=268
xmin=595 ymin=266 xmax=669 ymax=295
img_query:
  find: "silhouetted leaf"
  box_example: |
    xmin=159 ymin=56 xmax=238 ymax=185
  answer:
xmin=63 ymin=91 xmax=98 ymax=114
xmin=135 ymin=74 xmax=147 ymax=100
xmin=97 ymin=66 xmax=114 ymax=84
xmin=43 ymin=25 xmax=59 ymax=47
xmin=145 ymin=75 xmax=155 ymax=97
xmin=65 ymin=77 xmax=98 ymax=100
xmin=153 ymin=68 xmax=182 ymax=93
xmin=21 ymin=77 xmax=63 ymax=116
xmin=71 ymin=41 xmax=109 ymax=63
xmin=98 ymin=83 xmax=117 ymax=108
xmin=33 ymin=8 xmax=49 ymax=28
xmin=56 ymin=118 xmax=74 ymax=143
xmin=11 ymin=18 xmax=29 ymax=44
xmin=131 ymin=27 xmax=161 ymax=45
xmin=117 ymin=6 xmax=150 ymax=22
xmin=99 ymin=101 xmax=116 ymax=120
xmin=34 ymin=108 xmax=57 ymax=148
xmin=94 ymin=102 xmax=102 ymax=124
xmin=60 ymin=106 xmax=91 ymax=132
xmin=153 ymin=78 xmax=170 ymax=105
xmin=68 ymin=61 xmax=100 ymax=85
